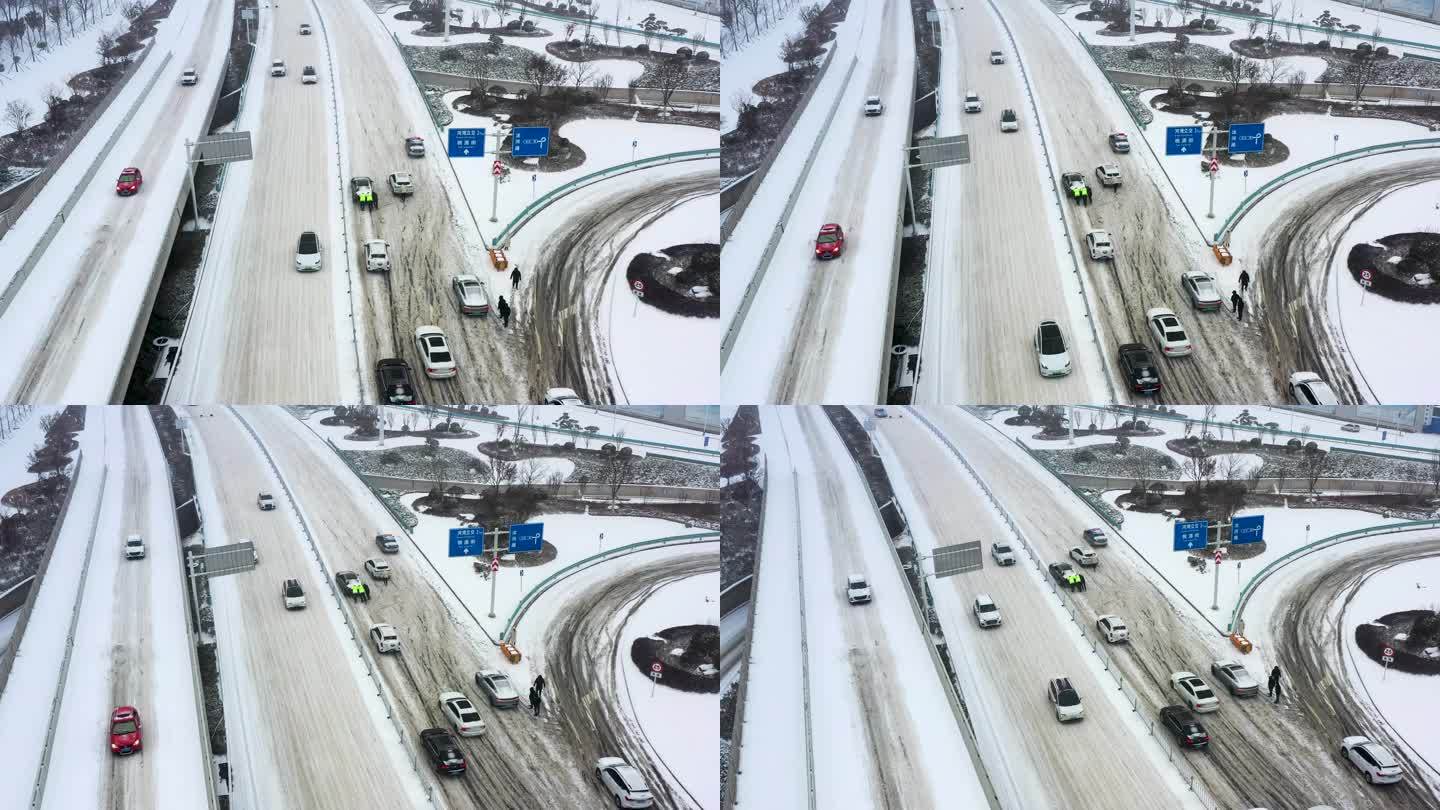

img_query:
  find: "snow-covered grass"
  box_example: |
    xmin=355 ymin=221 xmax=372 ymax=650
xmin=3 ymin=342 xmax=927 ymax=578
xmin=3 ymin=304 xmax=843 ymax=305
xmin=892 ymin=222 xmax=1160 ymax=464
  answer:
xmin=0 ymin=1 xmax=134 ymax=125
xmin=719 ymin=0 xmax=812 ymax=132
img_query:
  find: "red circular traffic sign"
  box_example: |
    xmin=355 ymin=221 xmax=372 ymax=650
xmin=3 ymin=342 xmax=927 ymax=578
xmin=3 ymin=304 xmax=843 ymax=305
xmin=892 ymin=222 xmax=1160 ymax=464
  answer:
xmin=632 ymin=280 xmax=645 ymax=292
xmin=650 ymin=662 xmax=663 ymax=673
xmin=1384 ymin=646 xmax=1394 ymax=657
xmin=1361 ymin=269 xmax=1372 ymax=280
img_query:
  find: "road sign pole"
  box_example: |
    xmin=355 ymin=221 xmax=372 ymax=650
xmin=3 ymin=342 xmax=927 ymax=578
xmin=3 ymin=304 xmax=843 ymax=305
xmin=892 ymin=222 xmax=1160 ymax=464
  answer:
xmin=490 ymin=174 xmax=500 ymax=223
xmin=1211 ymin=551 xmax=1221 ymax=611
xmin=488 ymin=548 xmax=498 ymax=617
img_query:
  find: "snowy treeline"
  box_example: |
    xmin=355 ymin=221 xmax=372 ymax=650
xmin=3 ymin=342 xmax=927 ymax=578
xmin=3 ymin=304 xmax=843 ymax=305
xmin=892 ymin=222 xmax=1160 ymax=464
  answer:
xmin=719 ymin=0 xmax=803 ymax=55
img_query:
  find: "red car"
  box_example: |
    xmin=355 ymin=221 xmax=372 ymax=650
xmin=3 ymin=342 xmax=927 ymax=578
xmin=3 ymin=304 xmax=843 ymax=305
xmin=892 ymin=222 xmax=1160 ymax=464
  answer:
xmin=115 ymin=167 xmax=143 ymax=196
xmin=110 ymin=706 xmax=142 ymax=755
xmin=815 ymin=223 xmax=844 ymax=260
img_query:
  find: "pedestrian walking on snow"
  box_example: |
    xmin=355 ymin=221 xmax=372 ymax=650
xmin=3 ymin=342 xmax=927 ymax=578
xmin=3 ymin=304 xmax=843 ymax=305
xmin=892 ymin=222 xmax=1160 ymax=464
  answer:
xmin=497 ymin=296 xmax=511 ymax=327
xmin=511 ymin=266 xmax=521 ymax=290
xmin=1268 ymin=666 xmax=1281 ymax=703
xmin=1237 ymin=297 xmax=1247 ymax=321
xmin=533 ymin=673 xmax=546 ymax=697
xmin=1230 ymin=290 xmax=1241 ymax=315
xmin=1239 ymin=269 xmax=1250 ymax=294
xmin=529 ymin=686 xmax=542 ymax=717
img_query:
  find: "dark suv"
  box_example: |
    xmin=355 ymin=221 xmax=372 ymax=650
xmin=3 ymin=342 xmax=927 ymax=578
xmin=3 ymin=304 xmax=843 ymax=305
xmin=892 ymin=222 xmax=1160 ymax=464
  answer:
xmin=1083 ymin=528 xmax=1108 ymax=547
xmin=1118 ymin=342 xmax=1161 ymax=394
xmin=375 ymin=358 xmax=417 ymax=405
xmin=420 ymin=727 xmax=466 ymax=774
xmin=1160 ymin=705 xmax=1210 ymax=749
xmin=1048 ymin=562 xmax=1075 ymax=584
xmin=375 ymin=533 xmax=400 ymax=553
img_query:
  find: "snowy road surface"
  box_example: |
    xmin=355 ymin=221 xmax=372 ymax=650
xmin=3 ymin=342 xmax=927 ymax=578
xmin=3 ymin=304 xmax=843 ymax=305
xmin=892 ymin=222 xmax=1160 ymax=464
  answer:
xmin=916 ymin=1 xmax=1098 ymax=404
xmin=733 ymin=407 xmax=990 ymax=808
xmin=901 ymin=406 xmax=1440 ymax=808
xmin=722 ymin=0 xmax=915 ymax=403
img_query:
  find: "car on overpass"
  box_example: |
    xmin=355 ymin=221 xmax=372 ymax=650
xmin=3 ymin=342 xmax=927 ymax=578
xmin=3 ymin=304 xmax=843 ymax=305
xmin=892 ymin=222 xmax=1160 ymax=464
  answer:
xmin=1068 ymin=546 xmax=1098 ymax=567
xmin=989 ymin=50 xmax=1005 ymax=64
xmin=1096 ymin=615 xmax=1129 ymax=643
xmin=1109 ymin=131 xmax=1131 ymax=153
xmin=1046 ymin=677 xmax=1084 ymax=722
xmin=452 ymin=274 xmax=492 ymax=315
xmin=814 ymin=223 xmax=844 ymax=260
xmin=545 ymin=387 xmax=584 ymax=406
xmin=1340 ymin=735 xmax=1404 ymax=784
xmin=420 ymin=727 xmax=467 ymax=775
xmin=115 ymin=167 xmax=143 ymax=196
xmin=375 ymin=533 xmax=401 ymax=553
xmin=336 ymin=570 xmax=361 ymax=595
xmin=109 ymin=706 xmax=143 ymax=755
xmin=1048 ymin=561 xmax=1075 ymax=584
xmin=439 ymin=691 xmax=487 ymax=737
xmin=365 ymin=558 xmax=392 ymax=580
xmin=991 ymin=542 xmax=1015 ymax=566
xmin=406 ymin=136 xmax=426 ymax=157
xmin=180 ymin=67 xmax=198 ymax=86
xmin=1289 ymin=372 xmax=1338 ymax=405
xmin=973 ymin=594 xmax=1002 ymax=628
xmin=864 ymin=96 xmax=884 ymax=116
xmin=299 ymin=22 xmax=312 ymax=34
xmin=1084 ymin=229 xmax=1113 ymax=261
xmin=963 ymin=91 xmax=982 ymax=113
xmin=1210 ymin=661 xmax=1259 ymax=697
xmin=1034 ymin=320 xmax=1072 ymax=378
xmin=1000 ymin=108 xmax=1018 ymax=132
xmin=375 ymin=358 xmax=417 ymax=404
xmin=369 ymin=623 xmax=401 ymax=653
xmin=1147 ymin=307 xmax=1193 ymax=357
xmin=282 ymin=578 xmax=306 ymax=609
xmin=596 ymin=756 xmax=655 ymax=808
xmin=295 ymin=231 xmax=323 ymax=272
xmin=1118 ymin=342 xmax=1161 ymax=395
xmin=270 ymin=59 xmax=286 ymax=77
xmin=124 ymin=533 xmax=146 ymax=559
xmin=1083 ymin=528 xmax=1108 ymax=547
xmin=1095 ymin=164 xmax=1122 ymax=187
xmin=257 ymin=492 xmax=276 ymax=510
xmin=302 ymin=65 xmax=318 ymax=85
xmin=1180 ymin=270 xmax=1223 ymax=311
xmin=1171 ymin=671 xmax=1220 ymax=713
xmin=846 ymin=573 xmax=872 ymax=604
xmin=388 ymin=171 xmax=414 ymax=196
xmin=363 ymin=239 xmax=391 ymax=272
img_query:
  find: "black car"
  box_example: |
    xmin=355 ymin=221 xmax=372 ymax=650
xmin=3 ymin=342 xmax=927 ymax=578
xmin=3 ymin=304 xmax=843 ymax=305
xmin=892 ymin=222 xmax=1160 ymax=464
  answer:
xmin=1159 ymin=705 xmax=1210 ymax=749
xmin=335 ymin=570 xmax=360 ymax=593
xmin=1117 ymin=342 xmax=1161 ymax=394
xmin=376 ymin=533 xmax=400 ymax=553
xmin=1048 ymin=562 xmax=1075 ymax=584
xmin=419 ymin=727 xmax=466 ymax=774
xmin=375 ymin=358 xmax=417 ymax=404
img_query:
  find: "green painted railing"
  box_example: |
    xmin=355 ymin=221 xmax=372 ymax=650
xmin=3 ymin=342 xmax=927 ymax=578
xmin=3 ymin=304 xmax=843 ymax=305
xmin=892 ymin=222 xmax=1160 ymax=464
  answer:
xmin=493 ymin=148 xmax=719 ymax=246
xmin=427 ymin=405 xmax=720 ymax=456
xmin=1214 ymin=137 xmax=1440 ymax=242
xmin=1089 ymin=405 xmax=1440 ymax=455
xmin=1229 ymin=519 xmax=1440 ymax=633
xmin=501 ymin=531 xmax=718 ymax=640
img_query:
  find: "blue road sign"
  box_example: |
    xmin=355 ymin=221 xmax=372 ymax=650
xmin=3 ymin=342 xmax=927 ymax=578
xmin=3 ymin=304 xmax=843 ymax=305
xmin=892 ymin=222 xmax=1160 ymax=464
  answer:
xmin=511 ymin=126 xmax=551 ymax=158
xmin=508 ymin=522 xmax=545 ymax=553
xmin=1231 ymin=514 xmax=1265 ymax=544
xmin=449 ymin=526 xmax=486 ymax=557
xmin=1174 ymin=520 xmax=1209 ymax=551
xmin=447 ymin=128 xmax=486 ymax=158
xmin=1166 ymin=125 xmax=1204 ymax=156
xmin=1227 ymin=122 xmax=1265 ymax=155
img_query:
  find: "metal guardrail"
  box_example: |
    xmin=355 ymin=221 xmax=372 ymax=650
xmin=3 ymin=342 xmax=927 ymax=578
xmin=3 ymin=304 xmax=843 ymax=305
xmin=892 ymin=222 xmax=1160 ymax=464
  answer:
xmin=1136 ymin=0 xmax=1440 ymax=54
xmin=987 ymin=1 xmax=1119 ymax=404
xmin=906 ymin=407 xmax=1221 ymax=807
xmin=227 ymin=408 xmax=434 ymax=802
xmin=31 ymin=451 xmax=100 ymax=810
xmin=492 ymin=148 xmax=719 ymax=247
xmin=0 ymin=46 xmax=167 ymax=331
xmin=1228 ymin=518 xmax=1440 ymax=634
xmin=150 ymin=413 xmax=221 ymax=810
xmin=499 ymin=531 xmax=718 ymax=640
xmin=723 ymin=453 xmax=765 ymax=810
xmin=1213 ymin=137 xmax=1440 ymax=243
xmin=720 ymin=47 xmax=858 ymax=369
xmin=426 ymin=405 xmax=720 ymax=455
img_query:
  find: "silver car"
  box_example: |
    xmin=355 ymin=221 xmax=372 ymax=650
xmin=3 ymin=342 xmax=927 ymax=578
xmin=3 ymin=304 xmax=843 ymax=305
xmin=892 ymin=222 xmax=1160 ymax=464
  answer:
xmin=1181 ymin=270 xmax=1223 ymax=311
xmin=452 ymin=274 xmax=491 ymax=315
xmin=991 ymin=542 xmax=1016 ymax=566
xmin=1209 ymin=660 xmax=1259 ymax=696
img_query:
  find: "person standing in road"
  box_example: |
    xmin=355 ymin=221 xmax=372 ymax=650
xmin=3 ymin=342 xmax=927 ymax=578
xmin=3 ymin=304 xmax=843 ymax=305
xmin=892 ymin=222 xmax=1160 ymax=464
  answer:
xmin=497 ymin=296 xmax=511 ymax=328
xmin=529 ymin=686 xmax=542 ymax=717
xmin=510 ymin=266 xmax=521 ymax=290
xmin=1237 ymin=297 xmax=1247 ymax=321
xmin=533 ymin=673 xmax=546 ymax=697
xmin=1230 ymin=290 xmax=1241 ymax=316
xmin=1268 ymin=666 xmax=1281 ymax=703
xmin=1239 ymin=268 xmax=1250 ymax=294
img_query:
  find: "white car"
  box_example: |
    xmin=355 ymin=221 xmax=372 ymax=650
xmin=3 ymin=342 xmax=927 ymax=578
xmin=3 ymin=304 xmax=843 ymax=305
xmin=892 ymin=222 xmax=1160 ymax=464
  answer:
xmin=369 ymin=623 xmax=401 ymax=653
xmin=989 ymin=50 xmax=1005 ymax=64
xmin=298 ymin=22 xmax=312 ymax=34
xmin=295 ymin=231 xmax=322 ymax=272
xmin=1340 ymin=735 xmax=1403 ymax=784
xmin=414 ymin=326 xmax=457 ymax=379
xmin=301 ymin=65 xmax=318 ymax=84
xmin=1096 ymin=615 xmax=1129 ymax=643
xmin=863 ymin=95 xmax=883 ymax=116
xmin=963 ymin=91 xmax=982 ymax=113
xmin=973 ymin=594 xmax=1002 ymax=628
xmin=846 ymin=573 xmax=872 ymax=604
xmin=124 ymin=534 xmax=146 ymax=559
xmin=1171 ymin=671 xmax=1220 ymax=713
xmin=282 ymin=578 xmax=306 ymax=609
xmin=1068 ymin=546 xmax=1097 ymax=567
xmin=364 ymin=558 xmax=392 ymax=580
xmin=1289 ymin=371 xmax=1339 ymax=405
xmin=180 ymin=67 xmax=198 ymax=85
xmin=595 ymin=756 xmax=654 ymax=808
xmin=990 ymin=542 xmax=1015 ymax=566
xmin=439 ymin=691 xmax=487 ymax=737
xmin=1084 ymin=229 xmax=1113 ymax=260
xmin=1341 ymin=423 xmax=1361 ymax=433
xmin=999 ymin=108 xmax=1019 ymax=132
xmin=1047 ymin=676 xmax=1084 ymax=722
xmin=363 ymin=240 xmax=391 ymax=272
xmin=1147 ymin=307 xmax=1193 ymax=357
xmin=257 ymin=492 xmax=275 ymax=510
xmin=1095 ymin=163 xmax=1122 ymax=187
xmin=388 ymin=172 xmax=414 ymax=195
xmin=545 ymin=387 xmax=583 ymax=406
xmin=270 ymin=59 xmax=286 ymax=77
xmin=1034 ymin=320 xmax=1071 ymax=377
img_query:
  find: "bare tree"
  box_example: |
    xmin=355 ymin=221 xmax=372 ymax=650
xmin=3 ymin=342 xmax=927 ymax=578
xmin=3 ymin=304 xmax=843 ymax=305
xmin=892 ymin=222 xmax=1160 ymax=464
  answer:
xmin=4 ymin=99 xmax=33 ymax=133
xmin=1299 ymin=447 xmax=1330 ymax=493
xmin=650 ymin=56 xmax=688 ymax=111
xmin=1343 ymin=49 xmax=1381 ymax=101
xmin=521 ymin=52 xmax=566 ymax=98
xmin=1182 ymin=450 xmax=1216 ymax=485
xmin=602 ymin=445 xmax=635 ymax=500
xmin=1216 ymin=53 xmax=1259 ymax=116
xmin=495 ymin=0 xmax=513 ymax=25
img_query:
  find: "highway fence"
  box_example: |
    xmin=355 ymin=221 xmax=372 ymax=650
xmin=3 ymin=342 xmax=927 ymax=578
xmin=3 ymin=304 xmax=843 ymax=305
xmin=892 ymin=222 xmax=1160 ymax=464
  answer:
xmin=499 ymin=531 xmax=718 ymax=641
xmin=424 ymin=405 xmax=721 ymax=456
xmin=909 ymin=407 xmax=1224 ymax=808
xmin=1228 ymin=518 xmax=1440 ymax=635
xmin=491 ymin=148 xmax=719 ymax=247
xmin=723 ymin=454 xmax=767 ymax=810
